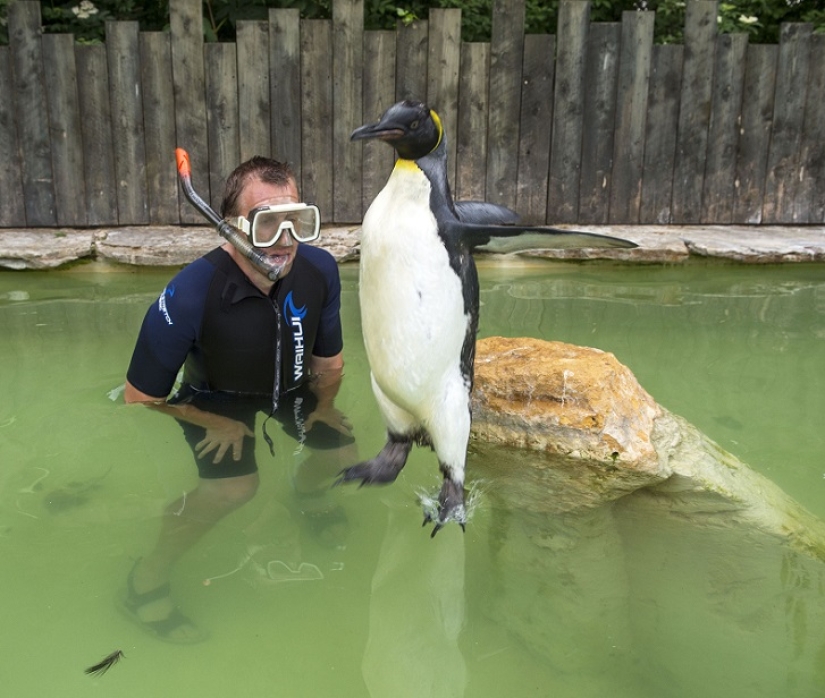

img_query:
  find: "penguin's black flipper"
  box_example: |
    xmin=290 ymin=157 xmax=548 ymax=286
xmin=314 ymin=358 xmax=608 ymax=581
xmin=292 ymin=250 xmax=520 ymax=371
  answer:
xmin=454 ymin=201 xmax=520 ymax=225
xmin=446 ymin=221 xmax=638 ymax=253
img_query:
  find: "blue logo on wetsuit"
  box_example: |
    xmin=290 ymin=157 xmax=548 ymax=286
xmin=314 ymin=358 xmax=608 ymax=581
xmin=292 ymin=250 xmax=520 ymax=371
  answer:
xmin=158 ymin=284 xmax=175 ymax=325
xmin=285 ymin=291 xmax=307 ymax=383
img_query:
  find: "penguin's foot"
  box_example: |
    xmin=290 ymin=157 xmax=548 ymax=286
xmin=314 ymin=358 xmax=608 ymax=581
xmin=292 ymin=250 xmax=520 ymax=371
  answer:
xmin=423 ymin=479 xmax=466 ymax=538
xmin=334 ymin=440 xmax=411 ymax=488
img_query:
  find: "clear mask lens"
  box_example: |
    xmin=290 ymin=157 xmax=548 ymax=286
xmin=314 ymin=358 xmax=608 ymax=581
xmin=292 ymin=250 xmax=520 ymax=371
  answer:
xmin=234 ymin=203 xmax=321 ymax=248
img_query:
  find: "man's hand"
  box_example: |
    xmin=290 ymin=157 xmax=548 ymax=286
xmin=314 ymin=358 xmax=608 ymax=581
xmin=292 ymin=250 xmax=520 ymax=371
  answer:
xmin=195 ymin=416 xmax=255 ymax=463
xmin=304 ymin=406 xmax=353 ymax=437
xmin=125 ymin=380 xmax=254 ymax=464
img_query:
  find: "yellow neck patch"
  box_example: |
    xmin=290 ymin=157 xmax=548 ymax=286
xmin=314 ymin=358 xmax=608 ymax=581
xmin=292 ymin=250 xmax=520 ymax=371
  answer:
xmin=393 ymin=158 xmax=421 ymax=173
xmin=429 ymin=109 xmax=444 ymax=152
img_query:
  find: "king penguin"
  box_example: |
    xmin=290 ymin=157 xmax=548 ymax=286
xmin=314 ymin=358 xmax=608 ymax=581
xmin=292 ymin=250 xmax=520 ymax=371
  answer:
xmin=338 ymin=100 xmax=636 ymax=535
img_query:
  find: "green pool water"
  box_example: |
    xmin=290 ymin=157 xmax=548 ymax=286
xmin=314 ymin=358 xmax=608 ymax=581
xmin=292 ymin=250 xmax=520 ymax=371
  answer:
xmin=1 ymin=257 xmax=824 ymax=697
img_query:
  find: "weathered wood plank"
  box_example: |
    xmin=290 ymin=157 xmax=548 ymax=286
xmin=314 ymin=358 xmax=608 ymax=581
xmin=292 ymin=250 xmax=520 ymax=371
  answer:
xmin=456 ymin=42 xmax=490 ymax=203
xmin=8 ymin=1 xmax=56 ymax=225
xmin=608 ymin=11 xmax=654 ymax=224
xmin=42 ymin=34 xmax=86 ymax=226
xmin=797 ymin=35 xmax=825 ymax=223
xmin=515 ymin=34 xmax=554 ymax=225
xmin=671 ymin=0 xmax=717 ymax=223
xmin=269 ymin=9 xmax=302 ymax=180
xmin=362 ymin=30 xmax=397 ymax=215
xmin=579 ymin=23 xmax=620 ymax=225
xmin=237 ymin=20 xmax=271 ymax=163
xmin=140 ymin=32 xmax=179 ymax=224
xmin=170 ymin=0 xmax=208 ymax=223
xmin=396 ymin=19 xmax=428 ymax=102
xmin=75 ymin=45 xmax=118 ymax=226
xmin=301 ymin=20 xmax=334 ymax=221
xmin=485 ymin=0 xmax=524 ymax=208
xmin=427 ymin=8 xmax=462 ymax=189
xmin=763 ymin=23 xmax=812 ymax=224
xmin=204 ymin=42 xmax=240 ymax=213
xmin=731 ymin=44 xmax=777 ymax=224
xmin=106 ymin=21 xmax=149 ymax=225
xmin=332 ymin=0 xmax=364 ymax=222
xmin=0 ymin=47 xmax=25 ymax=226
xmin=701 ymin=33 xmax=747 ymax=224
xmin=547 ymin=0 xmax=590 ymax=223
xmin=640 ymin=44 xmax=683 ymax=224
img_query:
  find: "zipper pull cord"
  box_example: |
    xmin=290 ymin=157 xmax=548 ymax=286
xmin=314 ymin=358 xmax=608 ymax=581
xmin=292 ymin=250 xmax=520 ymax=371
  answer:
xmin=262 ymin=296 xmax=283 ymax=457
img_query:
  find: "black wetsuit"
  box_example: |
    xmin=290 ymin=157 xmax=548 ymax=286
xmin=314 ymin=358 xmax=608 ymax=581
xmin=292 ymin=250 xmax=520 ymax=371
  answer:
xmin=127 ymin=245 xmax=348 ymax=477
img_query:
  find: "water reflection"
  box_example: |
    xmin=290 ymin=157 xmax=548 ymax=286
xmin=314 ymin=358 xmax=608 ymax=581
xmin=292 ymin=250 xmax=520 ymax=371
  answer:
xmin=363 ymin=506 xmax=466 ymax=697
xmin=469 ymin=441 xmax=825 ymax=697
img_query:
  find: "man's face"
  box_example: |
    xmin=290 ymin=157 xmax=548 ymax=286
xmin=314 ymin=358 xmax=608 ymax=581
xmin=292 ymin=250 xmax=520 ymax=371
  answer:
xmin=235 ymin=176 xmax=301 ymax=279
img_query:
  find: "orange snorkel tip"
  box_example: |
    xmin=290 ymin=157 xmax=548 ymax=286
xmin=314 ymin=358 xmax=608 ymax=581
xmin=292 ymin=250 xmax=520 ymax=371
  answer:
xmin=175 ymin=147 xmax=191 ymax=179
xmin=174 ymin=148 xmax=286 ymax=283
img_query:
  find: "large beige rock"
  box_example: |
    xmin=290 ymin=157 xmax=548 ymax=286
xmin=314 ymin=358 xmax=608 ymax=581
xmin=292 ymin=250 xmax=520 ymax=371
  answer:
xmin=467 ymin=336 xmax=825 ymax=688
xmin=473 ymin=336 xmax=663 ymax=485
xmin=471 ymin=336 xmax=825 ymax=558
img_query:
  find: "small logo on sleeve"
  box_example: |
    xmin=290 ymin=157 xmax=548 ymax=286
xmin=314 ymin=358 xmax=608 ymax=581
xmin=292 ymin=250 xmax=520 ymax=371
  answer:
xmin=158 ymin=284 xmax=175 ymax=325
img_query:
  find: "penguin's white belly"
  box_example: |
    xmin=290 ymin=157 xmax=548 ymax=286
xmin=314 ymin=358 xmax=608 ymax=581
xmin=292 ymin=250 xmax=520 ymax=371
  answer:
xmin=359 ymin=166 xmax=468 ymax=418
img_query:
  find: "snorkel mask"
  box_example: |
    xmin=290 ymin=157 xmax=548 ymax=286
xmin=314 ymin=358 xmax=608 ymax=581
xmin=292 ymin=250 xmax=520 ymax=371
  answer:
xmin=232 ymin=203 xmax=321 ymax=248
xmin=175 ymin=148 xmax=315 ymax=282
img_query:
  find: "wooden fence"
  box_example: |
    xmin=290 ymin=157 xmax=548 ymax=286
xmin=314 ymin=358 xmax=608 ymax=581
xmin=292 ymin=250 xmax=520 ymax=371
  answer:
xmin=1 ymin=0 xmax=823 ymax=229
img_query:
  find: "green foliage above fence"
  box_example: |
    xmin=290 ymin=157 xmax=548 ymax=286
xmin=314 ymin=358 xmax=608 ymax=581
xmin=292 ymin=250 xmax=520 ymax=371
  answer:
xmin=0 ymin=0 xmax=823 ymax=44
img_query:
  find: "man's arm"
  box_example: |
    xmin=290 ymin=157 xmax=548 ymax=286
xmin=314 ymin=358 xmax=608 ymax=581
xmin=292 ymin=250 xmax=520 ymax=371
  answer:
xmin=124 ymin=380 xmax=253 ymax=463
xmin=304 ymin=353 xmax=351 ymax=436
xmin=308 ymin=353 xmax=344 ymax=404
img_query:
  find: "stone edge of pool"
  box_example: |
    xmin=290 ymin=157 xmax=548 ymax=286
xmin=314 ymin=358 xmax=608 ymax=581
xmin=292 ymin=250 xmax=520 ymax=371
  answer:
xmin=0 ymin=224 xmax=824 ymax=270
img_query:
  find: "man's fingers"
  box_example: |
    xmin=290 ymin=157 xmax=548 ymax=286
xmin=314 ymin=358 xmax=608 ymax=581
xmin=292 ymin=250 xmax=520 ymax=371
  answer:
xmin=213 ymin=442 xmax=230 ymax=464
xmin=196 ymin=421 xmax=251 ymax=463
xmin=196 ymin=437 xmax=217 ymax=458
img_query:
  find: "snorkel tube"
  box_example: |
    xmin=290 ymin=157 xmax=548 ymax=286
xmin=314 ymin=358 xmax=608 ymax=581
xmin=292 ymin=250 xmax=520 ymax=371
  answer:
xmin=174 ymin=148 xmax=287 ymax=282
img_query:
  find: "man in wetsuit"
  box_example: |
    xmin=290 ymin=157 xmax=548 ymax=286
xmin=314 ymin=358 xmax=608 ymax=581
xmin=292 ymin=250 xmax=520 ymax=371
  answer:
xmin=123 ymin=156 xmax=353 ymax=642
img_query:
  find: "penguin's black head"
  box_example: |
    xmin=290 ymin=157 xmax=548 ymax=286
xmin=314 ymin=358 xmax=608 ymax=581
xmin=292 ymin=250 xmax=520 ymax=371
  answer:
xmin=351 ymin=100 xmax=443 ymax=161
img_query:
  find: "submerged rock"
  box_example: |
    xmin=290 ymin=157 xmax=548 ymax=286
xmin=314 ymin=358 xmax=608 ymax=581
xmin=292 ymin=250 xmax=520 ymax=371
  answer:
xmin=468 ymin=337 xmax=825 ymax=688
xmin=472 ymin=337 xmax=664 ymax=508
xmin=471 ymin=336 xmax=825 ymax=559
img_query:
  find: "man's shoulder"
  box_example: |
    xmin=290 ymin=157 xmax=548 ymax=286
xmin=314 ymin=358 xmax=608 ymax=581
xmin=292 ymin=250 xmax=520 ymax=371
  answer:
xmin=168 ymin=249 xmax=224 ymax=286
xmin=159 ymin=249 xmax=224 ymax=310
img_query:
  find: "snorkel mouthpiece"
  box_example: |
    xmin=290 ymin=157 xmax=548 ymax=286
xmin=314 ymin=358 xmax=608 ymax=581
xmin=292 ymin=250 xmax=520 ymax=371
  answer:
xmin=216 ymin=219 xmax=287 ymax=281
xmin=175 ymin=148 xmax=285 ymax=282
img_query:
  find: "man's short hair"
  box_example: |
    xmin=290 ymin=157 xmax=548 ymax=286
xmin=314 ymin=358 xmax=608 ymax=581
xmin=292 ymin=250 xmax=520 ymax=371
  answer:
xmin=220 ymin=156 xmax=297 ymax=218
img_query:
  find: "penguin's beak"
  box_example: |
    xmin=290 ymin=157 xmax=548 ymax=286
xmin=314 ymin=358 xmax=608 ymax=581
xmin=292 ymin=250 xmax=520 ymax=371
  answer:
xmin=350 ymin=121 xmax=404 ymax=142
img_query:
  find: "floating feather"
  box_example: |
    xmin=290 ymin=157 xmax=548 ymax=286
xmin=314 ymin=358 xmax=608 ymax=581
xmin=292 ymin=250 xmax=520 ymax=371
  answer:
xmin=85 ymin=650 xmax=124 ymax=676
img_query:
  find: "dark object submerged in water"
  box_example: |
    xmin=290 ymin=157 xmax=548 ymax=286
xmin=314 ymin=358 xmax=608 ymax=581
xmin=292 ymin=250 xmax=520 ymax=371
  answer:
xmin=44 ymin=465 xmax=112 ymax=513
xmin=85 ymin=650 xmax=125 ymax=676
